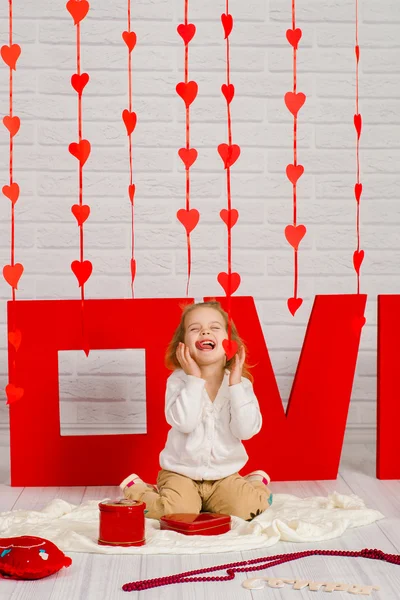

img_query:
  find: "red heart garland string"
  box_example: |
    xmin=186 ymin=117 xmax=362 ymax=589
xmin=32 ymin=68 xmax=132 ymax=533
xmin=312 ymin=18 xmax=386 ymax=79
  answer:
xmin=353 ymin=0 xmax=363 ymax=297
xmin=176 ymin=0 xmax=199 ymax=297
xmin=284 ymin=4 xmax=306 ymax=316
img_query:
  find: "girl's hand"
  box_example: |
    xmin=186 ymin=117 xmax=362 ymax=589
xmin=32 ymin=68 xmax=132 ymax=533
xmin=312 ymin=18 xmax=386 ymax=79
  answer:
xmin=176 ymin=342 xmax=202 ymax=378
xmin=229 ymin=345 xmax=245 ymax=386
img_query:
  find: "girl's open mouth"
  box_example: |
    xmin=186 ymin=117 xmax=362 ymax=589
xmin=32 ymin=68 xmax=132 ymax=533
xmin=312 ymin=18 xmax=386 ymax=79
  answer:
xmin=195 ymin=340 xmax=216 ymax=351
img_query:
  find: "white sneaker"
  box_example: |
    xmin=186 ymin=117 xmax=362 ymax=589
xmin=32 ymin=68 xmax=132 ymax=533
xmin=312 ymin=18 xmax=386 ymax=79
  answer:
xmin=245 ymin=470 xmax=271 ymax=486
xmin=119 ymin=473 xmax=145 ymax=491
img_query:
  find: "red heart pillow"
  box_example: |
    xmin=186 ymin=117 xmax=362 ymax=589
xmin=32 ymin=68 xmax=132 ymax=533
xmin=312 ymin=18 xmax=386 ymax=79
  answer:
xmin=0 ymin=536 xmax=72 ymax=580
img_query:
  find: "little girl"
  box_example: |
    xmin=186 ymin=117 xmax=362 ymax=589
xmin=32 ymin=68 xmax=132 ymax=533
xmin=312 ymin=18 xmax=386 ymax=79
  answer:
xmin=120 ymin=300 xmax=272 ymax=521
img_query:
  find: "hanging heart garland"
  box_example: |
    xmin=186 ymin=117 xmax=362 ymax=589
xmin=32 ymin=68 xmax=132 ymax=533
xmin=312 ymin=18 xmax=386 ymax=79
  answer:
xmin=353 ymin=0 xmax=363 ymax=297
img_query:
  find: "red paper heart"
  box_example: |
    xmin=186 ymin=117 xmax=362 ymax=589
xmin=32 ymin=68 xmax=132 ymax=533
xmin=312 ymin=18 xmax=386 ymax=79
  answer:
xmin=284 ymin=92 xmax=306 ymax=117
xmin=3 ymin=115 xmax=20 ymax=137
xmin=353 ymin=249 xmax=364 ymax=275
xmin=122 ymin=31 xmax=137 ymax=52
xmin=221 ymin=84 xmax=235 ymax=104
xmin=286 ymin=28 xmax=302 ymax=49
xmin=177 ymin=208 xmax=200 ymax=235
xmin=355 ymin=44 xmax=360 ymax=62
xmin=178 ymin=148 xmax=198 ymax=169
xmin=286 ymin=164 xmax=304 ymax=185
xmin=1 ymin=44 xmax=21 ymax=70
xmin=354 ymin=113 xmax=362 ymax=139
xmin=2 ymin=182 xmax=19 ymax=205
xmin=8 ymin=329 xmax=22 ymax=351
xmin=217 ymin=271 xmax=241 ymax=296
xmin=287 ymin=297 xmax=303 ymax=316
xmin=218 ymin=143 xmax=241 ymax=169
xmin=177 ymin=23 xmax=196 ymax=45
xmin=220 ymin=208 xmax=239 ymax=229
xmin=354 ymin=183 xmax=362 ymax=203
xmin=69 ymin=139 xmax=91 ymax=166
xmin=122 ymin=110 xmax=137 ymax=136
xmin=131 ymin=258 xmax=136 ymax=282
xmin=66 ymin=0 xmax=89 ymax=25
xmin=222 ymin=338 xmax=238 ymax=361
xmin=5 ymin=383 xmax=24 ymax=405
xmin=285 ymin=224 xmax=307 ymax=250
xmin=71 ymin=260 xmax=92 ymax=287
xmin=71 ymin=204 xmax=90 ymax=226
xmin=3 ymin=263 xmax=24 ymax=289
xmin=71 ymin=72 xmax=89 ymax=95
xmin=221 ymin=13 xmax=233 ymax=38
xmin=128 ymin=184 xmax=136 ymax=204
xmin=176 ymin=81 xmax=198 ymax=107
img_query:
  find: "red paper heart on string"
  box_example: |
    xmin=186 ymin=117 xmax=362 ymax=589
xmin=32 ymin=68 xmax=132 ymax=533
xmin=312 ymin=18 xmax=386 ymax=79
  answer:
xmin=3 ymin=116 xmax=20 ymax=137
xmin=178 ymin=147 xmax=198 ymax=169
xmin=71 ymin=204 xmax=90 ymax=226
xmin=177 ymin=208 xmax=200 ymax=235
xmin=284 ymin=92 xmax=306 ymax=117
xmin=352 ymin=316 xmax=366 ymax=332
xmin=1 ymin=44 xmax=21 ymax=70
xmin=177 ymin=23 xmax=196 ymax=45
xmin=71 ymin=72 xmax=89 ymax=95
xmin=221 ymin=13 xmax=233 ymax=38
xmin=71 ymin=260 xmax=92 ymax=287
xmin=131 ymin=258 xmax=136 ymax=282
xmin=286 ymin=28 xmax=302 ymax=49
xmin=220 ymin=208 xmax=239 ymax=229
xmin=122 ymin=31 xmax=137 ymax=52
xmin=5 ymin=383 xmax=24 ymax=405
xmin=122 ymin=110 xmax=137 ymax=136
xmin=3 ymin=263 xmax=24 ymax=289
xmin=69 ymin=139 xmax=91 ymax=166
xmin=128 ymin=184 xmax=136 ymax=204
xmin=287 ymin=297 xmax=303 ymax=316
xmin=2 ymin=182 xmax=19 ymax=205
xmin=354 ymin=183 xmax=362 ymax=203
xmin=285 ymin=224 xmax=306 ymax=250
xmin=221 ymin=84 xmax=235 ymax=104
xmin=218 ymin=143 xmax=241 ymax=169
xmin=217 ymin=272 xmax=241 ymax=296
xmin=8 ymin=329 xmax=22 ymax=351
xmin=176 ymin=81 xmax=198 ymax=107
xmin=66 ymin=0 xmax=89 ymax=25
xmin=354 ymin=113 xmax=362 ymax=139
xmin=353 ymin=249 xmax=364 ymax=275
xmin=355 ymin=44 xmax=360 ymax=62
xmin=222 ymin=338 xmax=238 ymax=361
xmin=286 ymin=164 xmax=304 ymax=185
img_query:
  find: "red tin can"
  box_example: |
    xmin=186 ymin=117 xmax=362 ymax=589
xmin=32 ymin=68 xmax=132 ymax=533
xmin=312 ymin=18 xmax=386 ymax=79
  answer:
xmin=159 ymin=513 xmax=231 ymax=536
xmin=98 ymin=499 xmax=146 ymax=547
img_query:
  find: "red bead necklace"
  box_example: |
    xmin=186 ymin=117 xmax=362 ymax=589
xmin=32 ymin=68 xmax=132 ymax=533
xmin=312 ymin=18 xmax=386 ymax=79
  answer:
xmin=122 ymin=548 xmax=400 ymax=592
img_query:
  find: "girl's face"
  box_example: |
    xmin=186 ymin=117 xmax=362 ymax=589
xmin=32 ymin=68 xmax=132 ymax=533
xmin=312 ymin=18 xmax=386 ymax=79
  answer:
xmin=183 ymin=306 xmax=228 ymax=366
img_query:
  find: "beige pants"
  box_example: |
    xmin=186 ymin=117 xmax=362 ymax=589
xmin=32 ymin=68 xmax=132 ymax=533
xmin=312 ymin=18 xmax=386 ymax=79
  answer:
xmin=123 ymin=469 xmax=273 ymax=521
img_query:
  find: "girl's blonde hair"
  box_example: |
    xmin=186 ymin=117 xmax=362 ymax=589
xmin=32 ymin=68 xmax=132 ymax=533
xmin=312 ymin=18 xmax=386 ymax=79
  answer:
xmin=165 ymin=300 xmax=253 ymax=381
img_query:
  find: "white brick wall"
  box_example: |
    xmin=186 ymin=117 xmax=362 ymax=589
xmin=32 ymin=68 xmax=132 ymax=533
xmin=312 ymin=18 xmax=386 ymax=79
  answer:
xmin=1 ymin=0 xmax=400 ymax=445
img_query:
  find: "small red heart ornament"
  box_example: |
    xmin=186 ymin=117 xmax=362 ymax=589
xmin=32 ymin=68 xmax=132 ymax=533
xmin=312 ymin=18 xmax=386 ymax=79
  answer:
xmin=354 ymin=113 xmax=362 ymax=139
xmin=131 ymin=258 xmax=136 ymax=282
xmin=354 ymin=183 xmax=362 ymax=203
xmin=122 ymin=31 xmax=137 ymax=52
xmin=178 ymin=148 xmax=198 ymax=169
xmin=66 ymin=0 xmax=89 ymax=25
xmin=69 ymin=139 xmax=91 ymax=166
xmin=71 ymin=73 xmax=89 ymax=95
xmin=353 ymin=250 xmax=364 ymax=275
xmin=71 ymin=204 xmax=90 ymax=226
xmin=8 ymin=330 xmax=22 ymax=351
xmin=3 ymin=116 xmax=20 ymax=137
xmin=122 ymin=110 xmax=137 ymax=136
xmin=218 ymin=143 xmax=241 ymax=169
xmin=287 ymin=297 xmax=303 ymax=316
xmin=221 ymin=13 xmax=233 ymax=38
xmin=355 ymin=44 xmax=360 ymax=62
xmin=286 ymin=164 xmax=304 ymax=185
xmin=5 ymin=383 xmax=24 ymax=405
xmin=177 ymin=208 xmax=200 ymax=235
xmin=177 ymin=23 xmax=196 ymax=44
xmin=3 ymin=263 xmax=23 ymax=289
xmin=2 ymin=182 xmax=19 ymax=205
xmin=128 ymin=184 xmax=136 ymax=204
xmin=176 ymin=81 xmax=198 ymax=107
xmin=284 ymin=91 xmax=306 ymax=117
xmin=286 ymin=28 xmax=302 ymax=49
xmin=1 ymin=44 xmax=21 ymax=70
xmin=284 ymin=224 xmax=306 ymax=250
xmin=217 ymin=272 xmax=241 ymax=295
xmin=220 ymin=208 xmax=239 ymax=229
xmin=221 ymin=84 xmax=235 ymax=104
xmin=223 ymin=338 xmax=238 ymax=360
xmin=71 ymin=260 xmax=92 ymax=287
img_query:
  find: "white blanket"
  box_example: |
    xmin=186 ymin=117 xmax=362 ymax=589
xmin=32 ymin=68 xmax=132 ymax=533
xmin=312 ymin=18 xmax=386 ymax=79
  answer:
xmin=0 ymin=493 xmax=384 ymax=555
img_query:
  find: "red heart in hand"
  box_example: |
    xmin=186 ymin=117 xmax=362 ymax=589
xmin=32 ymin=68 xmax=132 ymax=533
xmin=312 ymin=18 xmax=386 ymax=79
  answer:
xmin=353 ymin=249 xmax=364 ymax=274
xmin=284 ymin=92 xmax=306 ymax=117
xmin=223 ymin=338 xmax=238 ymax=361
xmin=3 ymin=116 xmax=20 ymax=137
xmin=221 ymin=13 xmax=233 ymax=38
xmin=220 ymin=208 xmax=239 ymax=229
xmin=218 ymin=143 xmax=241 ymax=169
xmin=178 ymin=148 xmax=198 ymax=169
xmin=128 ymin=184 xmax=136 ymax=204
xmin=355 ymin=44 xmax=360 ymax=62
xmin=122 ymin=31 xmax=137 ymax=52
xmin=286 ymin=164 xmax=304 ymax=185
xmin=71 ymin=204 xmax=90 ymax=226
xmin=2 ymin=182 xmax=19 ymax=205
xmin=217 ymin=271 xmax=241 ymax=295
xmin=69 ymin=139 xmax=91 ymax=166
xmin=5 ymin=383 xmax=24 ymax=405
xmin=177 ymin=208 xmax=200 ymax=235
xmin=3 ymin=263 xmax=23 ymax=289
xmin=221 ymin=84 xmax=235 ymax=104
xmin=1 ymin=44 xmax=21 ymax=70
xmin=8 ymin=329 xmax=22 ymax=351
xmin=131 ymin=258 xmax=137 ymax=282
xmin=286 ymin=28 xmax=302 ymax=49
xmin=176 ymin=81 xmax=198 ymax=107
xmin=66 ymin=0 xmax=89 ymax=24
xmin=122 ymin=110 xmax=137 ymax=136
xmin=71 ymin=260 xmax=92 ymax=287
xmin=177 ymin=23 xmax=196 ymax=44
xmin=354 ymin=183 xmax=362 ymax=203
xmin=354 ymin=113 xmax=362 ymax=139
xmin=285 ymin=224 xmax=306 ymax=250
xmin=71 ymin=72 xmax=89 ymax=95
xmin=287 ymin=297 xmax=303 ymax=316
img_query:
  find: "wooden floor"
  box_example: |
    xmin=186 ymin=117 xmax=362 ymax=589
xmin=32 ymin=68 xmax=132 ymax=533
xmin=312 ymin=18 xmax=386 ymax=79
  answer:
xmin=1 ymin=442 xmax=400 ymax=599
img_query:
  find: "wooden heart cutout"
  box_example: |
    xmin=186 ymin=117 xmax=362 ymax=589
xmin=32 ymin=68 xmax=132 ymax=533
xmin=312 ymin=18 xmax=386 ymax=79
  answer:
xmin=1 ymin=44 xmax=21 ymax=70
xmin=286 ymin=164 xmax=304 ymax=185
xmin=221 ymin=84 xmax=235 ymax=104
xmin=3 ymin=263 xmax=23 ymax=289
xmin=71 ymin=204 xmax=90 ymax=226
xmin=71 ymin=73 xmax=89 ymax=95
xmin=287 ymin=297 xmax=303 ymax=316
xmin=178 ymin=148 xmax=198 ymax=169
xmin=5 ymin=383 xmax=24 ymax=405
xmin=122 ymin=31 xmax=137 ymax=52
xmin=69 ymin=139 xmax=91 ymax=166
xmin=218 ymin=143 xmax=241 ymax=169
xmin=122 ymin=110 xmax=137 ymax=136
xmin=177 ymin=208 xmax=200 ymax=235
xmin=221 ymin=13 xmax=233 ymax=38
xmin=177 ymin=23 xmax=196 ymax=45
xmin=3 ymin=116 xmax=20 ymax=137
xmin=284 ymin=91 xmax=306 ymax=117
xmin=223 ymin=338 xmax=238 ymax=360
xmin=176 ymin=81 xmax=198 ymax=107
xmin=286 ymin=28 xmax=302 ymax=49
xmin=220 ymin=208 xmax=239 ymax=229
xmin=71 ymin=260 xmax=92 ymax=287
xmin=217 ymin=271 xmax=241 ymax=295
xmin=66 ymin=0 xmax=89 ymax=25
xmin=285 ymin=224 xmax=306 ymax=250
xmin=2 ymin=182 xmax=19 ymax=205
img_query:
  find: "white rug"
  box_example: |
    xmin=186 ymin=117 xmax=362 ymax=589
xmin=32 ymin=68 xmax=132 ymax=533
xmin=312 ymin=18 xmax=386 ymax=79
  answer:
xmin=0 ymin=492 xmax=384 ymax=555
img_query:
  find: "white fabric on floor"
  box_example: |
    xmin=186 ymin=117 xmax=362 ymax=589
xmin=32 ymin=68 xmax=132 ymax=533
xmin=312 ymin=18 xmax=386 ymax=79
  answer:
xmin=0 ymin=492 xmax=384 ymax=555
